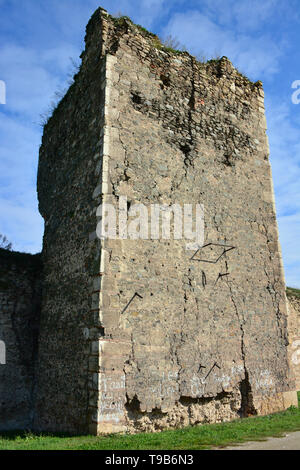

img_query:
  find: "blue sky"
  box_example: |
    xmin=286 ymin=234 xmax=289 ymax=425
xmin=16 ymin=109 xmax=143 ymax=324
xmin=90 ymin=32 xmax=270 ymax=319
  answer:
xmin=0 ymin=0 xmax=299 ymax=287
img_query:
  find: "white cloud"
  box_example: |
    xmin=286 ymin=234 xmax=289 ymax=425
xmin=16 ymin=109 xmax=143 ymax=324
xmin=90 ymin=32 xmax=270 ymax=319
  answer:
xmin=129 ymin=0 xmax=168 ymax=28
xmin=163 ymin=10 xmax=285 ymax=80
xmin=200 ymin=0 xmax=279 ymax=31
xmin=199 ymin=0 xmax=300 ymax=32
xmin=48 ymin=0 xmax=168 ymax=33
xmin=0 ymin=43 xmax=79 ymax=119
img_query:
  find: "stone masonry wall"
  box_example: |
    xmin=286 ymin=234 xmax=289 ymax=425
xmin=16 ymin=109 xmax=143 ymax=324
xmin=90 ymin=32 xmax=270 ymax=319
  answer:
xmin=0 ymin=249 xmax=41 ymax=430
xmin=36 ymin=8 xmax=298 ymax=435
xmin=92 ymin=11 xmax=297 ymax=433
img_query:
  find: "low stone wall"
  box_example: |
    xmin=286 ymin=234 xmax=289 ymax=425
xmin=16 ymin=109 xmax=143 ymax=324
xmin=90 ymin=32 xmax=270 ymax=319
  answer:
xmin=0 ymin=249 xmax=42 ymax=430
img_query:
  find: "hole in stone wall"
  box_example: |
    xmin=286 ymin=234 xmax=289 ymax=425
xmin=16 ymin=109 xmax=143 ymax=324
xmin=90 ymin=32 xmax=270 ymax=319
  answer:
xmin=125 ymin=394 xmax=167 ymax=424
xmin=223 ymin=153 xmax=234 ymax=167
xmin=180 ymin=143 xmax=191 ymax=156
xmin=131 ymin=93 xmax=143 ymax=105
xmin=160 ymin=74 xmax=171 ymax=88
xmin=239 ymin=373 xmax=257 ymax=417
xmin=123 ymin=169 xmax=131 ymax=182
xmin=99 ymin=327 xmax=105 ymax=337
xmin=125 ymin=394 xmax=141 ymax=414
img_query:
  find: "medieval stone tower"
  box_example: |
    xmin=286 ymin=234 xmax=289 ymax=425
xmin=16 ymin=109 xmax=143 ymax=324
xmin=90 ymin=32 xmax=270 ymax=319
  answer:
xmin=0 ymin=7 xmax=298 ymax=434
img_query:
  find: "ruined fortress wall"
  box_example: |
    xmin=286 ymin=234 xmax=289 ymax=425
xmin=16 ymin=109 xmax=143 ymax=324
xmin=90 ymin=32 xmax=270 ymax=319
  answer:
xmin=0 ymin=249 xmax=41 ymax=430
xmin=92 ymin=11 xmax=297 ymax=433
xmin=36 ymin=9 xmax=297 ymax=435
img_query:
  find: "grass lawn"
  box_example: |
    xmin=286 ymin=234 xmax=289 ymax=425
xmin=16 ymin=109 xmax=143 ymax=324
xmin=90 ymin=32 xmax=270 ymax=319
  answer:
xmin=0 ymin=392 xmax=299 ymax=450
